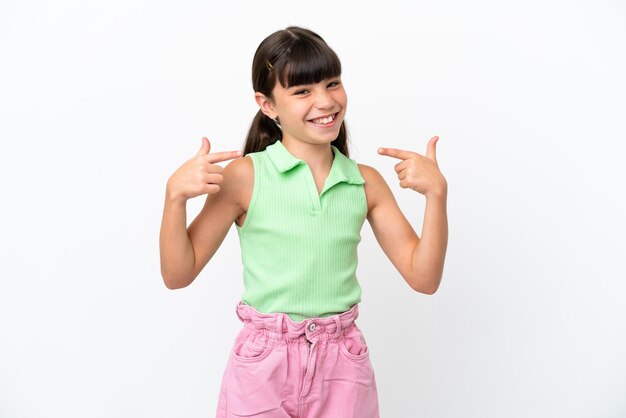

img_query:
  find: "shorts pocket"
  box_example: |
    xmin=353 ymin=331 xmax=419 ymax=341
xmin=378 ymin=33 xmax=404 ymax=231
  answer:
xmin=339 ymin=324 xmax=370 ymax=362
xmin=231 ymin=327 xmax=273 ymax=363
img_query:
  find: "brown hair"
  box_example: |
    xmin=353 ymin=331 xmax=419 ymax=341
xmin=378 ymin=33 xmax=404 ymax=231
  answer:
xmin=242 ymin=26 xmax=351 ymax=157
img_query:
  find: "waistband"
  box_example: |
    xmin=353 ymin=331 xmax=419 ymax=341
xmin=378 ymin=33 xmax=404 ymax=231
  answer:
xmin=235 ymin=301 xmax=360 ymax=342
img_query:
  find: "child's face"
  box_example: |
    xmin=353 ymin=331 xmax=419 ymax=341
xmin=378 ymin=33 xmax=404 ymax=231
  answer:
xmin=263 ymin=76 xmax=347 ymax=146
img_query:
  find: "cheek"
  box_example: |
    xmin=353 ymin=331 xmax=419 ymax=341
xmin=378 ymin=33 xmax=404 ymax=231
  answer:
xmin=335 ymin=91 xmax=348 ymax=108
xmin=277 ymin=108 xmax=305 ymax=128
xmin=288 ymin=103 xmax=310 ymax=122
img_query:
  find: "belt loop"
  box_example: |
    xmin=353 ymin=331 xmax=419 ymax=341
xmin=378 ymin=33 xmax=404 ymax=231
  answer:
xmin=353 ymin=303 xmax=359 ymax=319
xmin=235 ymin=301 xmax=244 ymax=323
xmin=333 ymin=315 xmax=342 ymax=338
xmin=274 ymin=313 xmax=284 ymax=341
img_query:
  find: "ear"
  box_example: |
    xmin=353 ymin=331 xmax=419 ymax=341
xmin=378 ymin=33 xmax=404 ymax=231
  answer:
xmin=255 ymin=92 xmax=277 ymax=119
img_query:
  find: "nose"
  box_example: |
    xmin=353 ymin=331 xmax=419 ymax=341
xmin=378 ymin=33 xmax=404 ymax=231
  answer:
xmin=315 ymin=89 xmax=335 ymax=110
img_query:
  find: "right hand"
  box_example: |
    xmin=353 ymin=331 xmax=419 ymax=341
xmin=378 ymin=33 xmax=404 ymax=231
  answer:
xmin=166 ymin=137 xmax=243 ymax=202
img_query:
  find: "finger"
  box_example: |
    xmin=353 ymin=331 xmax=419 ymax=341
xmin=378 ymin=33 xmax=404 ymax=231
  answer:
xmin=426 ymin=136 xmax=439 ymax=161
xmin=196 ymin=137 xmax=211 ymax=157
xmin=207 ymin=150 xmax=244 ymax=164
xmin=206 ymin=163 xmax=224 ymax=174
xmin=205 ymin=184 xmax=220 ymax=194
xmin=394 ymin=160 xmax=409 ymax=174
xmin=377 ymin=147 xmax=417 ymax=160
xmin=203 ymin=173 xmax=223 ymax=185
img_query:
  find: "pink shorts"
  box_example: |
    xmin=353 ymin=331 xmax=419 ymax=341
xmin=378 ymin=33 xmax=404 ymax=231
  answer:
xmin=216 ymin=300 xmax=380 ymax=417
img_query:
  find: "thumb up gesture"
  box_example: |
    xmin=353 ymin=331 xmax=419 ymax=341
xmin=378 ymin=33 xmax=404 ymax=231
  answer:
xmin=377 ymin=136 xmax=447 ymax=198
xmin=166 ymin=137 xmax=243 ymax=202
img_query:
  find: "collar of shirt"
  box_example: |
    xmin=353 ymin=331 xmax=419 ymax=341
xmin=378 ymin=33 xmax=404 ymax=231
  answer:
xmin=266 ymin=140 xmax=365 ymax=189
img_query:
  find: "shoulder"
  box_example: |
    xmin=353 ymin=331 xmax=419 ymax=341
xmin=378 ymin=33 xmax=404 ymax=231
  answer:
xmin=356 ymin=163 xmax=387 ymax=188
xmin=221 ymin=155 xmax=254 ymax=209
xmin=357 ymin=163 xmax=381 ymax=181
xmin=224 ymin=154 xmax=254 ymax=181
xmin=356 ymin=163 xmax=392 ymax=214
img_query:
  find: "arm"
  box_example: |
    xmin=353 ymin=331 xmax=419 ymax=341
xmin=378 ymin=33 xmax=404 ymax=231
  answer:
xmin=411 ymin=189 xmax=448 ymax=294
xmin=159 ymin=194 xmax=195 ymax=288
xmin=159 ymin=142 xmax=249 ymax=289
xmin=183 ymin=157 xmax=251 ymax=284
xmin=363 ymin=136 xmax=448 ymax=294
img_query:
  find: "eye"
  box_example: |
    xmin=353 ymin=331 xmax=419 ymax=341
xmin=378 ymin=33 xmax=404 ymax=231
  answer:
xmin=328 ymin=80 xmax=341 ymax=87
xmin=294 ymin=89 xmax=309 ymax=95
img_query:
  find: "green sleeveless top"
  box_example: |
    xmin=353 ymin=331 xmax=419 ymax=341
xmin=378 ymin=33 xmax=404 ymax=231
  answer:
xmin=235 ymin=140 xmax=368 ymax=322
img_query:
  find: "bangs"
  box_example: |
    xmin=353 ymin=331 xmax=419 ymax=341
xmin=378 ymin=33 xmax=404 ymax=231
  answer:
xmin=276 ymin=37 xmax=342 ymax=88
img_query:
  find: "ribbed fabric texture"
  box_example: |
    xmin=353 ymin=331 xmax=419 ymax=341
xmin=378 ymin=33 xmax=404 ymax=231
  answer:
xmin=236 ymin=139 xmax=368 ymax=322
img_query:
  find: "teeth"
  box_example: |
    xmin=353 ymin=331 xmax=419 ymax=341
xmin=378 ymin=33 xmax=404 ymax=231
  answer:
xmin=310 ymin=113 xmax=336 ymax=125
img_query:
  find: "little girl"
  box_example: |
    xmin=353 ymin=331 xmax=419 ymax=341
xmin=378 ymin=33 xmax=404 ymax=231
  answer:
xmin=160 ymin=26 xmax=448 ymax=418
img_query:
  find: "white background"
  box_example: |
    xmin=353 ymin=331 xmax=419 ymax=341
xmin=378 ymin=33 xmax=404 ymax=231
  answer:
xmin=1 ymin=1 xmax=625 ymax=417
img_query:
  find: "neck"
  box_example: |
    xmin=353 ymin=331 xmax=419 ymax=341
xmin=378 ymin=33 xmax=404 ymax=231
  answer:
xmin=281 ymin=136 xmax=334 ymax=172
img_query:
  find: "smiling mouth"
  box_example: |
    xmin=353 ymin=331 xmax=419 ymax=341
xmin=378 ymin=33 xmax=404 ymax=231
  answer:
xmin=307 ymin=112 xmax=339 ymax=126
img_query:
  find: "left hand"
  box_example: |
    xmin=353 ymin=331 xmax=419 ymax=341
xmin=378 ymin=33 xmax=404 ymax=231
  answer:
xmin=378 ymin=136 xmax=447 ymax=198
